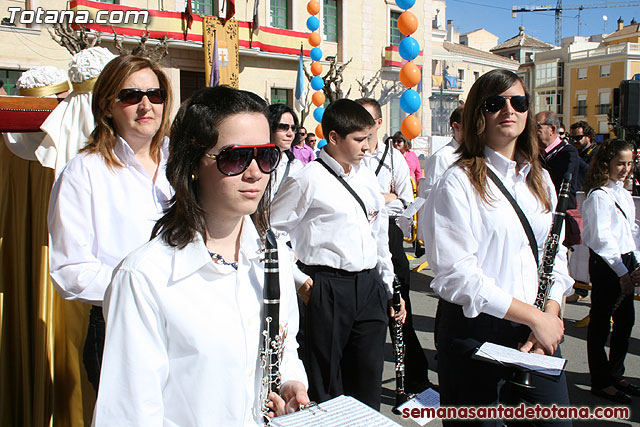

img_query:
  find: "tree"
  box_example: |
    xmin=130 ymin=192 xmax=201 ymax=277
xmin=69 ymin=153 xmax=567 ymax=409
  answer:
xmin=356 ymin=69 xmax=404 ymax=106
xmin=112 ymin=27 xmax=169 ymax=62
xmin=48 ymin=23 xmax=101 ymax=54
xmin=304 ymin=56 xmax=353 ymax=104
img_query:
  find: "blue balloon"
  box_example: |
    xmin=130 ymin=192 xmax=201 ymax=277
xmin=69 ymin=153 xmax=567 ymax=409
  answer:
xmin=306 ymin=16 xmax=320 ymax=32
xmin=313 ymin=107 xmax=325 ymax=122
xmin=400 ymin=89 xmax=421 ymax=115
xmin=310 ymin=47 xmax=323 ymax=62
xmin=317 ymin=139 xmax=327 ymax=149
xmin=399 ymin=36 xmax=420 ymax=61
xmin=396 ymin=0 xmax=416 ymax=9
xmin=311 ymin=76 xmax=324 ymax=91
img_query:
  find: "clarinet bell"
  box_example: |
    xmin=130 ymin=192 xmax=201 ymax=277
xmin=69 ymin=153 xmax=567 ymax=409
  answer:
xmin=510 ymin=370 xmax=535 ymax=389
xmin=392 ymin=392 xmax=414 ymax=415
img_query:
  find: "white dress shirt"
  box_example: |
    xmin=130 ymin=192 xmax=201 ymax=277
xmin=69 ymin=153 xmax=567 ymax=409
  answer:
xmin=271 ymin=152 xmax=303 ymax=200
xmin=48 ymin=136 xmax=172 ymax=305
xmin=362 ymin=140 xmax=414 ymax=216
xmin=422 ymin=137 xmax=460 ymax=198
xmin=93 ymin=218 xmax=307 ymax=427
xmin=271 ymin=150 xmax=394 ymax=297
xmin=423 ymin=147 xmax=573 ymax=319
xmin=581 ymin=179 xmax=640 ymax=277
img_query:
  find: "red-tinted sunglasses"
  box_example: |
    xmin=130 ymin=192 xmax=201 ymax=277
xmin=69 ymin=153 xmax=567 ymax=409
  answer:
xmin=204 ymin=144 xmax=281 ymax=176
xmin=117 ymin=88 xmax=166 ymax=105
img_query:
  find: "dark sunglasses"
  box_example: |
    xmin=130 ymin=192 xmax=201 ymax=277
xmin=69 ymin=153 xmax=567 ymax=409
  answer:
xmin=276 ymin=123 xmax=298 ymax=133
xmin=204 ymin=144 xmax=281 ymax=176
xmin=483 ymin=95 xmax=529 ymax=114
xmin=392 ymin=139 xmax=404 ymax=144
xmin=117 ymin=88 xmax=167 ymax=105
xmin=570 ymin=135 xmax=585 ymax=141
xmin=558 ymin=131 xmax=566 ymax=136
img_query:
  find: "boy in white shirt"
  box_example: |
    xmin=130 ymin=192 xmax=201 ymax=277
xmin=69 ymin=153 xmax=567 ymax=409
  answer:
xmin=271 ymin=99 xmax=405 ymax=410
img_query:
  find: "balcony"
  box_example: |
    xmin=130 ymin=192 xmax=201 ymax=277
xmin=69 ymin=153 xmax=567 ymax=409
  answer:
xmin=569 ymin=43 xmax=640 ymax=61
xmin=574 ymin=105 xmax=587 ymax=116
xmin=596 ymin=104 xmax=611 ymax=115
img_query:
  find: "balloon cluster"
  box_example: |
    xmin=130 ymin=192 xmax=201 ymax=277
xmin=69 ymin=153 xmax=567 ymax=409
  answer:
xmin=306 ymin=0 xmax=327 ymax=148
xmin=396 ymin=0 xmax=421 ymax=139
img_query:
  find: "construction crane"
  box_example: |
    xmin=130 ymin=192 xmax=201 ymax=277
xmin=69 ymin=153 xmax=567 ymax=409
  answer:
xmin=512 ymin=1 xmax=640 ymax=46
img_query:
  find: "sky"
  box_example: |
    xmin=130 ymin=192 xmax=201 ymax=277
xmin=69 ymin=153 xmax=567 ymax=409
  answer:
xmin=445 ymin=0 xmax=640 ymax=46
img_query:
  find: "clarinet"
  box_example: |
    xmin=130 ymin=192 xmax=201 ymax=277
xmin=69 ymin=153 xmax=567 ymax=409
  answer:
xmin=259 ymin=229 xmax=284 ymax=423
xmin=512 ymin=172 xmax=572 ymax=389
xmin=391 ymin=275 xmax=411 ymax=414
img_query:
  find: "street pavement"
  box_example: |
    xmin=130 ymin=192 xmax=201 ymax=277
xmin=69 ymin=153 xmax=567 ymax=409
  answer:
xmin=378 ymin=250 xmax=640 ymax=426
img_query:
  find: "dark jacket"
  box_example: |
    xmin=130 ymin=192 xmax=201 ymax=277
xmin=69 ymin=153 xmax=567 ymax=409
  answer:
xmin=540 ymin=140 xmax=580 ymax=209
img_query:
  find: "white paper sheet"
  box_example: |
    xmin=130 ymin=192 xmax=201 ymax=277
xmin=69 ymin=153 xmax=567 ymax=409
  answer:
xmin=474 ymin=342 xmax=566 ymax=376
xmin=397 ymin=388 xmax=441 ymax=426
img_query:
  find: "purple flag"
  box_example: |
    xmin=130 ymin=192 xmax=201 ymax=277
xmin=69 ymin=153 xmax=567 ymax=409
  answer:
xmin=210 ymin=30 xmax=220 ymax=87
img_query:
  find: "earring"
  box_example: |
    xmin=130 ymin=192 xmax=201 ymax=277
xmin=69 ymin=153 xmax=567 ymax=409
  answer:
xmin=191 ymin=173 xmax=197 ymax=181
xmin=106 ymin=113 xmax=112 ymax=118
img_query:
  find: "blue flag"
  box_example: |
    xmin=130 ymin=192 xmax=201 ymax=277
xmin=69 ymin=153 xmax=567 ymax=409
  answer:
xmin=294 ymin=46 xmax=305 ymax=112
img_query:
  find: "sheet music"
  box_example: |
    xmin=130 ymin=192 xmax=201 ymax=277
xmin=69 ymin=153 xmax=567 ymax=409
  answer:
xmin=475 ymin=342 xmax=566 ymax=376
xmin=397 ymin=388 xmax=440 ymax=426
xmin=268 ymin=395 xmax=402 ymax=427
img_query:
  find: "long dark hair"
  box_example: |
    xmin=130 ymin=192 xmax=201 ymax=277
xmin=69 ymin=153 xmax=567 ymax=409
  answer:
xmin=456 ymin=69 xmax=551 ymax=211
xmin=152 ymin=86 xmax=271 ymax=248
xmin=583 ymin=139 xmax=633 ymax=193
xmin=268 ymin=103 xmax=299 ymax=162
xmin=81 ymin=55 xmax=172 ymax=169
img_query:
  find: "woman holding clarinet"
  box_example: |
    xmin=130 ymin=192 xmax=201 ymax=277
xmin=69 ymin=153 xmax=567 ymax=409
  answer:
xmin=423 ymin=69 xmax=573 ymax=426
xmin=92 ymin=86 xmax=308 ymax=425
xmin=582 ymin=139 xmax=640 ymax=404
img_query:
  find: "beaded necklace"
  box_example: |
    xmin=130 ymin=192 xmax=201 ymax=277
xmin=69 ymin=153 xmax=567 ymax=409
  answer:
xmin=208 ymin=251 xmax=238 ymax=270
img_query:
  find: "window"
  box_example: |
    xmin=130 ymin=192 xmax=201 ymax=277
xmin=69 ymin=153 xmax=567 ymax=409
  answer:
xmin=600 ymin=64 xmax=611 ymax=77
xmin=535 ymin=62 xmax=562 ymax=88
xmin=390 ymin=11 xmax=402 ymax=46
xmin=473 ymin=71 xmax=480 ymax=82
xmin=192 ymin=0 xmax=214 ymax=16
xmin=598 ymin=121 xmax=609 ymax=134
xmin=270 ymin=88 xmax=291 ymax=106
xmin=458 ymin=69 xmax=465 ymax=82
xmin=0 ymin=69 xmax=22 ymax=96
xmin=597 ymin=91 xmax=611 ymax=115
xmin=94 ymin=0 xmax=117 ymax=3
xmin=180 ymin=70 xmax=206 ymax=103
xmin=575 ymin=94 xmax=587 ymax=116
xmin=536 ymin=89 xmax=563 ymax=115
xmin=323 ymin=0 xmax=338 ymax=43
xmin=270 ymin=0 xmax=288 ymax=29
xmin=389 ymin=96 xmax=406 ymax=135
xmin=577 ymin=68 xmax=587 ymax=80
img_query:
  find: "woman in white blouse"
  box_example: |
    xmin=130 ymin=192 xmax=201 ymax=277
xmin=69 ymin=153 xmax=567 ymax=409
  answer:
xmin=581 ymin=139 xmax=640 ymax=404
xmin=48 ymin=55 xmax=173 ymax=390
xmin=93 ymin=86 xmax=308 ymax=425
xmin=423 ymin=69 xmax=573 ymax=423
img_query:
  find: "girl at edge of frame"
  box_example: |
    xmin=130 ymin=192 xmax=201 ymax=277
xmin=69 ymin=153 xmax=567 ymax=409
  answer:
xmin=581 ymin=138 xmax=640 ymax=404
xmin=47 ymin=55 xmax=173 ymax=391
xmin=423 ymin=69 xmax=573 ymax=426
xmin=392 ymin=131 xmax=423 ymax=183
xmin=268 ymin=103 xmax=304 ymax=199
xmin=92 ymin=85 xmax=309 ymax=426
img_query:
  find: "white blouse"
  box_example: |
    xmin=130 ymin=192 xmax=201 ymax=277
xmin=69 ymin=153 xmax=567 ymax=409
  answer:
xmin=581 ymin=179 xmax=640 ymax=277
xmin=48 ymin=136 xmax=172 ymax=305
xmin=423 ymin=147 xmax=573 ymax=319
xmin=92 ymin=218 xmax=307 ymax=427
xmin=362 ymin=141 xmax=414 ymax=216
xmin=271 ymin=149 xmax=394 ymax=298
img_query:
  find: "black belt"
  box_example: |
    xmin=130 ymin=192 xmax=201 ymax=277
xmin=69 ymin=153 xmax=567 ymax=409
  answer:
xmin=298 ymin=261 xmax=372 ymax=277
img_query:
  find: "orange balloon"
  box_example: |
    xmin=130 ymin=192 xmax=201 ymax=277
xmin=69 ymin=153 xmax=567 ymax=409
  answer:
xmin=398 ymin=11 xmax=418 ymax=36
xmin=399 ymin=62 xmax=421 ymax=88
xmin=312 ymin=91 xmax=326 ymax=107
xmin=311 ymin=62 xmax=323 ymax=76
xmin=307 ymin=0 xmax=320 ymax=15
xmin=308 ymin=31 xmax=321 ymax=47
xmin=401 ymin=115 xmax=421 ymax=139
xmin=315 ymin=124 xmax=324 ymax=139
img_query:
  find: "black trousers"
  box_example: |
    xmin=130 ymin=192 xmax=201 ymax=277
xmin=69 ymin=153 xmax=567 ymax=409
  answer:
xmin=587 ymin=250 xmax=636 ymax=390
xmin=301 ymin=265 xmax=388 ymax=410
xmin=83 ymin=305 xmax=105 ymax=391
xmin=387 ymin=217 xmax=430 ymax=387
xmin=436 ymin=300 xmax=571 ymax=427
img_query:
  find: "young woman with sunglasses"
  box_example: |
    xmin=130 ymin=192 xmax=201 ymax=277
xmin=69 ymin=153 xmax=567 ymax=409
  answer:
xmin=268 ymin=103 xmax=303 ymax=198
xmin=581 ymin=139 xmax=640 ymax=404
xmin=423 ymin=69 xmax=573 ymax=424
xmin=92 ymin=85 xmax=308 ymax=425
xmin=48 ymin=55 xmax=173 ymax=391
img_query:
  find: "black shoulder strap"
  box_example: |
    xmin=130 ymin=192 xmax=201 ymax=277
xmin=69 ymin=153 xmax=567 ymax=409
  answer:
xmin=486 ymin=167 xmax=539 ymax=268
xmin=274 ymin=158 xmax=291 ymax=196
xmin=590 ymin=187 xmax=627 ymax=219
xmin=315 ymin=158 xmax=368 ymax=219
xmin=375 ymin=140 xmax=390 ymax=176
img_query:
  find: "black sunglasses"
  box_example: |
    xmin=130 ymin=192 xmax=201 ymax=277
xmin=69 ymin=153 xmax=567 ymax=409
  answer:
xmin=117 ymin=88 xmax=167 ymax=105
xmin=571 ymin=135 xmax=585 ymax=141
xmin=392 ymin=139 xmax=404 ymax=144
xmin=204 ymin=144 xmax=281 ymax=176
xmin=276 ymin=123 xmax=298 ymax=133
xmin=483 ymin=95 xmax=529 ymax=114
